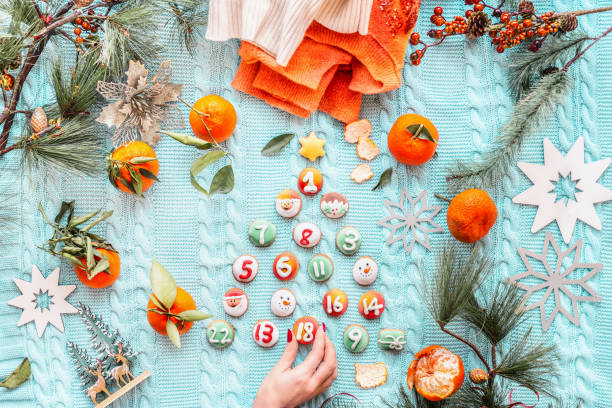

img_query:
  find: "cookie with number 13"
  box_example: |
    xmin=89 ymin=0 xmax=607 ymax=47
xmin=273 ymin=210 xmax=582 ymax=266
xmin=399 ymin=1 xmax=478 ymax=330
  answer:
xmin=298 ymin=167 xmax=323 ymax=196
xmin=293 ymin=316 xmax=319 ymax=345
xmin=322 ymin=288 xmax=348 ymax=317
xmin=253 ymin=320 xmax=280 ymax=348
xmin=358 ymin=290 xmax=385 ymax=319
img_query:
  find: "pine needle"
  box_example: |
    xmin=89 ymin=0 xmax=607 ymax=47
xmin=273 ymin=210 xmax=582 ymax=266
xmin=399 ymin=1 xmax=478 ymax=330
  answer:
xmin=0 ymin=35 xmax=24 ymax=72
xmin=507 ymin=33 xmax=589 ymax=100
xmin=383 ymin=385 xmax=447 ymax=408
xmin=419 ymin=244 xmax=491 ymax=326
xmin=447 ymin=70 xmax=570 ymax=193
xmin=450 ymin=382 xmax=508 ymax=408
xmin=495 ymin=328 xmax=558 ymax=397
xmin=166 ymin=0 xmax=208 ymax=55
xmin=18 ymin=115 xmax=103 ymax=176
xmin=462 ymin=282 xmax=527 ymax=344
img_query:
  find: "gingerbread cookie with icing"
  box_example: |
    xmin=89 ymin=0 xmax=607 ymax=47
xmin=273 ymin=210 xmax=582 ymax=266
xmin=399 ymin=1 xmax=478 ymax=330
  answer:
xmin=232 ymin=255 xmax=258 ymax=283
xmin=293 ymin=222 xmax=321 ymax=248
xmin=320 ymin=192 xmax=349 ymax=219
xmin=276 ymin=189 xmax=302 ymax=218
xmin=223 ymin=288 xmax=248 ymax=317
xmin=270 ymin=288 xmax=297 ymax=317
xmin=352 ymin=256 xmax=378 ymax=286
xmin=253 ymin=319 xmax=280 ymax=348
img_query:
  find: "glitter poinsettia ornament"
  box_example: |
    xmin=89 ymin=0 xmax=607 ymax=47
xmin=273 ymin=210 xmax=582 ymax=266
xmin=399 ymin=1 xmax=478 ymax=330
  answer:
xmin=97 ymin=60 xmax=183 ymax=147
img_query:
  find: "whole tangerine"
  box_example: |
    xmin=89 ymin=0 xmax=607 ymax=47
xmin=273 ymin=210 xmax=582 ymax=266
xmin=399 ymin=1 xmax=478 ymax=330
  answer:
xmin=147 ymin=286 xmax=197 ymax=336
xmin=387 ymin=114 xmax=438 ymax=166
xmin=447 ymin=189 xmax=497 ymax=243
xmin=189 ymin=95 xmax=237 ymax=143
xmin=73 ymin=247 xmax=120 ymax=289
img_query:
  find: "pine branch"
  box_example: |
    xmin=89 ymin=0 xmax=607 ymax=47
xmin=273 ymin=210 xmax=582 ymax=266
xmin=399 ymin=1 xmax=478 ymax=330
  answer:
xmin=506 ymin=32 xmax=590 ymax=100
xmin=494 ymin=329 xmax=558 ymax=397
xmin=383 ymin=385 xmax=447 ymax=408
xmin=450 ymin=383 xmax=508 ymax=408
xmin=461 ymin=283 xmax=527 ymax=345
xmin=166 ymin=0 xmax=208 ymax=55
xmin=446 ymin=70 xmax=570 ymax=192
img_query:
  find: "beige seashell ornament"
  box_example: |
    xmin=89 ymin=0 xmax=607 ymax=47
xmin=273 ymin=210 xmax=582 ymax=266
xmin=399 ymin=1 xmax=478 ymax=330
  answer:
xmin=30 ymin=107 xmax=48 ymax=134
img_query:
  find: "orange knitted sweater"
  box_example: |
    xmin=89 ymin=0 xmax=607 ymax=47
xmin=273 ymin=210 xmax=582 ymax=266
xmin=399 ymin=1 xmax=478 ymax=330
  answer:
xmin=232 ymin=0 xmax=421 ymax=123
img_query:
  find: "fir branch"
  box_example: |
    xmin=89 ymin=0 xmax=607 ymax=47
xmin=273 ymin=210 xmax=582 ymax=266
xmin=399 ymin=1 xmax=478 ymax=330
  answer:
xmin=50 ymin=52 xmax=103 ymax=117
xmin=0 ymin=0 xmax=43 ymax=35
xmin=17 ymin=114 xmax=103 ymax=176
xmin=494 ymin=329 xmax=558 ymax=397
xmin=506 ymin=32 xmax=590 ymax=100
xmin=166 ymin=0 xmax=207 ymax=55
xmin=383 ymin=385 xmax=447 ymax=408
xmin=0 ymin=35 xmax=25 ymax=72
xmin=450 ymin=382 xmax=508 ymax=408
xmin=446 ymin=71 xmax=570 ymax=192
xmin=461 ymin=283 xmax=527 ymax=345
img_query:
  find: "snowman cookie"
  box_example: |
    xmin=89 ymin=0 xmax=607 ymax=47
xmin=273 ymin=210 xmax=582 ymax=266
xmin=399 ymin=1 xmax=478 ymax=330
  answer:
xmin=343 ymin=324 xmax=369 ymax=353
xmin=248 ymin=220 xmax=276 ymax=247
xmin=308 ymin=254 xmax=334 ymax=282
xmin=298 ymin=167 xmax=323 ymax=196
xmin=276 ymin=189 xmax=302 ymax=218
xmin=253 ymin=320 xmax=280 ymax=348
xmin=273 ymin=252 xmax=299 ymax=280
xmin=358 ymin=291 xmax=385 ymax=319
xmin=336 ymin=226 xmax=362 ymax=255
xmin=232 ymin=255 xmax=258 ymax=283
xmin=207 ymin=319 xmax=234 ymax=349
xmin=320 ymin=192 xmax=349 ymax=219
xmin=322 ymin=288 xmax=348 ymax=317
xmin=293 ymin=316 xmax=319 ymax=345
xmin=270 ymin=288 xmax=297 ymax=317
xmin=352 ymin=256 xmax=378 ymax=286
xmin=223 ymin=288 xmax=249 ymax=317
xmin=293 ymin=222 xmax=321 ymax=248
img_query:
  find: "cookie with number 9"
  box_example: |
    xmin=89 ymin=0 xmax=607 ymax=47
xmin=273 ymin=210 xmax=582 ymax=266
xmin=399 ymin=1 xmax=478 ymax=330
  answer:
xmin=322 ymin=288 xmax=348 ymax=317
xmin=293 ymin=316 xmax=319 ymax=345
xmin=343 ymin=324 xmax=369 ymax=353
xmin=358 ymin=290 xmax=385 ymax=319
xmin=253 ymin=319 xmax=280 ymax=348
xmin=298 ymin=167 xmax=323 ymax=196
xmin=273 ymin=252 xmax=299 ymax=281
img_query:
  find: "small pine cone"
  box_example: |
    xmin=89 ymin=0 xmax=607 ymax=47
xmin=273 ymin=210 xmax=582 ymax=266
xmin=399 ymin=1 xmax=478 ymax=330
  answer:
xmin=469 ymin=368 xmax=489 ymax=384
xmin=557 ymin=12 xmax=578 ymax=32
xmin=30 ymin=107 xmax=48 ymax=134
xmin=518 ymin=0 xmax=535 ymax=15
xmin=466 ymin=11 xmax=491 ymax=39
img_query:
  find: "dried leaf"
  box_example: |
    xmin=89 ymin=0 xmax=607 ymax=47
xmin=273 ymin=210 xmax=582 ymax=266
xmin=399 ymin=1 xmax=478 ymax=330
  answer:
xmin=88 ymin=256 xmax=110 ymax=280
xmin=69 ymin=209 xmax=100 ymax=229
xmin=130 ymin=156 xmax=157 ymax=164
xmin=161 ymin=131 xmax=214 ymax=150
xmin=127 ymin=166 xmax=143 ymax=196
xmin=86 ymin=237 xmax=94 ymax=271
xmin=150 ymin=260 xmax=177 ymax=310
xmin=166 ymin=320 xmax=181 ymax=348
xmin=372 ymin=167 xmax=393 ymax=191
xmin=261 ymin=133 xmax=294 ymax=156
xmin=209 ymin=165 xmax=234 ymax=196
xmin=0 ymin=358 xmax=30 ymax=389
xmin=177 ymin=310 xmax=212 ymax=322
xmin=190 ymin=150 xmax=226 ymax=195
xmin=81 ymin=211 xmax=113 ymax=232
xmin=139 ymin=168 xmax=160 ymax=182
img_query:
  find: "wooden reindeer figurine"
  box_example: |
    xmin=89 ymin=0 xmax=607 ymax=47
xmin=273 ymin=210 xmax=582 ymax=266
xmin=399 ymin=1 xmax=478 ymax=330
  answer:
xmin=109 ymin=342 xmax=135 ymax=387
xmin=86 ymin=360 xmax=111 ymax=404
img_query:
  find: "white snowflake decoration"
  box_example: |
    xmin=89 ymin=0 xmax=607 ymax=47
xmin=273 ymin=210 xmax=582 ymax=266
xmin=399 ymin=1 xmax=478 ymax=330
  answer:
xmin=508 ymin=231 xmax=602 ymax=332
xmin=513 ymin=137 xmax=612 ymax=244
xmin=377 ymin=188 xmax=443 ymax=254
xmin=8 ymin=265 xmax=77 ymax=337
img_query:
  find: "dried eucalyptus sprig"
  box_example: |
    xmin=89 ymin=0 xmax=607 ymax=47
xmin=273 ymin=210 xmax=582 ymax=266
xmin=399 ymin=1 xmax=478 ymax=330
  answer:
xmin=106 ymin=153 xmax=159 ymax=196
xmin=39 ymin=200 xmax=115 ymax=280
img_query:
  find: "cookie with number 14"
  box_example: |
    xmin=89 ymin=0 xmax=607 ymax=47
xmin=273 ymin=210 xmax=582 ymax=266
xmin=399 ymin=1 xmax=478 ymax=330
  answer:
xmin=358 ymin=291 xmax=385 ymax=319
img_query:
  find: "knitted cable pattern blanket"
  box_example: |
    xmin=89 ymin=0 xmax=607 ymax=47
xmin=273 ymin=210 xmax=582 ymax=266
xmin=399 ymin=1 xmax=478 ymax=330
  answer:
xmin=0 ymin=0 xmax=611 ymax=407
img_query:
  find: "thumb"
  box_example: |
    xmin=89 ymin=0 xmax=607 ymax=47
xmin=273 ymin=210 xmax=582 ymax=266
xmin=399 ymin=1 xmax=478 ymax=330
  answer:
xmin=275 ymin=329 xmax=298 ymax=372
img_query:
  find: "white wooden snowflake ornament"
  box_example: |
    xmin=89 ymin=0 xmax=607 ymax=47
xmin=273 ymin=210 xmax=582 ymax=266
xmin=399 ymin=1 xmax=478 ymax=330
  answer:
xmin=513 ymin=137 xmax=612 ymax=243
xmin=8 ymin=265 xmax=77 ymax=337
xmin=508 ymin=231 xmax=602 ymax=332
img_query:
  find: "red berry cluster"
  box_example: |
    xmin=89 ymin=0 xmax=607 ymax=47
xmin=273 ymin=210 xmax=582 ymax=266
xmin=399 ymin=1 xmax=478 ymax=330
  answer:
xmin=490 ymin=11 xmax=559 ymax=53
xmin=72 ymin=10 xmax=100 ymax=45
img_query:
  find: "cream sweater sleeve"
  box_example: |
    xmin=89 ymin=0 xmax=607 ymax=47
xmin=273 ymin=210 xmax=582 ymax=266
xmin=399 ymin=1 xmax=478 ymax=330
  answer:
xmin=205 ymin=0 xmax=373 ymax=66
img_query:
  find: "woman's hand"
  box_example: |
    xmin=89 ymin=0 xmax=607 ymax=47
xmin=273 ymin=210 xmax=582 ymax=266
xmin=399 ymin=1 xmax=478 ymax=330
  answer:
xmin=253 ymin=323 xmax=338 ymax=408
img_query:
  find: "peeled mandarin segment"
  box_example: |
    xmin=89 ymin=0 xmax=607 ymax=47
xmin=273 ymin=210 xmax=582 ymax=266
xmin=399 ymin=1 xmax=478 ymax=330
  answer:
xmin=356 ymin=137 xmax=380 ymax=161
xmin=350 ymin=164 xmax=374 ymax=183
xmin=344 ymin=119 xmax=372 ymax=144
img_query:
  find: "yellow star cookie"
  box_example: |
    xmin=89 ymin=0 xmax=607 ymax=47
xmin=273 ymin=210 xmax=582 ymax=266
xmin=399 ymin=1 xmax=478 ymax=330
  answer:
xmin=299 ymin=131 xmax=326 ymax=162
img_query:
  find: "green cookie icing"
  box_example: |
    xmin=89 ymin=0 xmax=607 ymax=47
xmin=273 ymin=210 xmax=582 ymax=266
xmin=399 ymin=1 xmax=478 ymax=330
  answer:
xmin=307 ymin=254 xmax=334 ymax=282
xmin=377 ymin=329 xmax=406 ymax=351
xmin=336 ymin=226 xmax=362 ymax=255
xmin=248 ymin=220 xmax=276 ymax=247
xmin=207 ymin=320 xmax=234 ymax=349
xmin=343 ymin=324 xmax=369 ymax=353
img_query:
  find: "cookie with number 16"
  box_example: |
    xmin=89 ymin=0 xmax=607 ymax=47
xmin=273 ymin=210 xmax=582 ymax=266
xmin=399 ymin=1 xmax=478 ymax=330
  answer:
xmin=359 ymin=290 xmax=385 ymax=319
xmin=322 ymin=288 xmax=348 ymax=317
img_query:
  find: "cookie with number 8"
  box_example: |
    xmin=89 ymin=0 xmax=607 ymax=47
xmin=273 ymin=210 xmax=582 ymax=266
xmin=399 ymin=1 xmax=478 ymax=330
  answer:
xmin=207 ymin=319 xmax=235 ymax=349
xmin=273 ymin=252 xmax=299 ymax=281
xmin=293 ymin=316 xmax=319 ymax=345
xmin=248 ymin=220 xmax=276 ymax=247
xmin=253 ymin=319 xmax=280 ymax=348
xmin=298 ymin=167 xmax=323 ymax=196
xmin=232 ymin=255 xmax=258 ymax=283
xmin=336 ymin=226 xmax=362 ymax=255
xmin=293 ymin=222 xmax=321 ymax=248
xmin=322 ymin=288 xmax=348 ymax=317
xmin=343 ymin=324 xmax=369 ymax=353
xmin=358 ymin=290 xmax=385 ymax=319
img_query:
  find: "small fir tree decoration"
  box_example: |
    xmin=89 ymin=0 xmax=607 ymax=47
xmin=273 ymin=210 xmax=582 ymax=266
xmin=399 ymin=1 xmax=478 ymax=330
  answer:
xmin=67 ymin=302 xmax=150 ymax=407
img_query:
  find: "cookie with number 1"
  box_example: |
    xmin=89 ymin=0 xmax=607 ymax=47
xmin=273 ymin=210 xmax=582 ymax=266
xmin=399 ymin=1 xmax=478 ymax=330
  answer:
xmin=298 ymin=167 xmax=323 ymax=196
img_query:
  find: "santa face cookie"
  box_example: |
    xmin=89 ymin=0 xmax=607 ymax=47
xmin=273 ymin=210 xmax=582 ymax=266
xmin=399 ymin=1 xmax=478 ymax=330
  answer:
xmin=298 ymin=167 xmax=323 ymax=196
xmin=207 ymin=319 xmax=234 ymax=349
xmin=322 ymin=288 xmax=348 ymax=317
xmin=293 ymin=222 xmax=321 ymax=248
xmin=248 ymin=220 xmax=276 ymax=247
xmin=276 ymin=189 xmax=302 ymax=218
xmin=377 ymin=329 xmax=406 ymax=351
xmin=320 ymin=192 xmax=349 ymax=219
xmin=232 ymin=255 xmax=259 ymax=283
xmin=270 ymin=288 xmax=297 ymax=317
xmin=308 ymin=254 xmax=334 ymax=282
xmin=352 ymin=256 xmax=378 ymax=286
xmin=273 ymin=252 xmax=299 ymax=281
xmin=358 ymin=291 xmax=385 ymax=319
xmin=293 ymin=316 xmax=319 ymax=345
xmin=253 ymin=320 xmax=280 ymax=348
xmin=343 ymin=324 xmax=369 ymax=353
xmin=336 ymin=226 xmax=362 ymax=255
xmin=223 ymin=288 xmax=249 ymax=317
